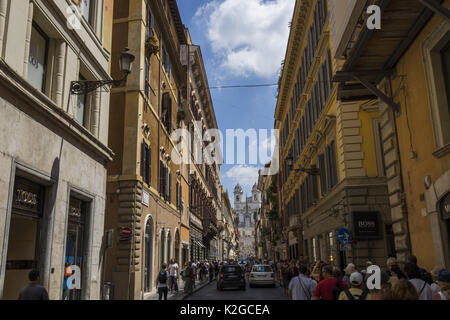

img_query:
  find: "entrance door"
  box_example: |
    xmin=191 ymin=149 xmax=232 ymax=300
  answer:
xmin=3 ymin=177 xmax=44 ymax=300
xmin=144 ymin=218 xmax=153 ymax=292
xmin=63 ymin=198 xmax=87 ymax=300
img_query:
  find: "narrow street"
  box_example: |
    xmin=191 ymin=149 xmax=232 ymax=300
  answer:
xmin=185 ymin=279 xmax=288 ymax=301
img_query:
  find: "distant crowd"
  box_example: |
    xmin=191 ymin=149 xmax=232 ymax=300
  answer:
xmin=273 ymin=255 xmax=449 ymax=300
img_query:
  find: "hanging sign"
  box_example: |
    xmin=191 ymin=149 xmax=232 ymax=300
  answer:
xmin=119 ymin=227 xmax=132 ymax=241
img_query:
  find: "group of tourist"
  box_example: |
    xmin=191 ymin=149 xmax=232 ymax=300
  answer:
xmin=281 ymin=255 xmax=450 ymax=300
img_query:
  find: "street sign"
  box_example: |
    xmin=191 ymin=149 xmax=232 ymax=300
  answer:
xmin=119 ymin=227 xmax=132 ymax=242
xmin=339 ymin=243 xmax=352 ymax=251
xmin=337 ymin=228 xmax=352 ymax=244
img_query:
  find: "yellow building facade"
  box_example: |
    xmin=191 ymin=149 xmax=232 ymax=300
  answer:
xmin=332 ymin=0 xmax=450 ymax=269
xmin=275 ymin=0 xmax=393 ymax=270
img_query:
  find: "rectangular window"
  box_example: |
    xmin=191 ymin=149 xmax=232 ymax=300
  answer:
xmin=76 ymin=74 xmax=87 ymax=126
xmin=146 ymin=1 xmax=153 ymax=40
xmin=162 ymin=44 xmax=171 ymax=80
xmin=141 ymin=142 xmax=151 ymax=185
xmin=28 ymin=23 xmax=48 ymax=92
xmin=145 ymin=56 xmax=150 ymax=99
xmin=319 ymin=153 xmax=327 ymax=196
xmin=80 ymin=0 xmax=94 ymax=26
xmin=441 ymin=42 xmax=450 ymax=115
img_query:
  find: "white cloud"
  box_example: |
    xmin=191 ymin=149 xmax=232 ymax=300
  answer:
xmin=223 ymin=165 xmax=260 ymax=187
xmin=195 ymin=0 xmax=295 ymax=78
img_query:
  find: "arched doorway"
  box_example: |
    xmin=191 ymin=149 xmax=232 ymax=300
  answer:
xmin=167 ymin=231 xmax=172 ymax=263
xmin=160 ymin=228 xmax=165 ymax=269
xmin=143 ymin=216 xmax=154 ymax=293
xmin=175 ymin=230 xmax=180 ymax=264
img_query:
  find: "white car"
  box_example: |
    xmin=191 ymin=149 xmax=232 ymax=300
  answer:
xmin=249 ymin=265 xmax=276 ymax=288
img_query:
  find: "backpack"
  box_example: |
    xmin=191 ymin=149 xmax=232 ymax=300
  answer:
xmin=333 ymin=279 xmax=345 ymax=300
xmin=158 ymin=271 xmax=168 ymax=284
xmin=420 ymin=269 xmax=433 ymax=285
xmin=342 ymin=287 xmax=370 ymax=300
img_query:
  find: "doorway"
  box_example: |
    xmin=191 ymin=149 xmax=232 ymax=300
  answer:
xmin=143 ymin=217 xmax=154 ymax=293
xmin=3 ymin=177 xmax=44 ymax=300
xmin=63 ymin=197 xmax=88 ymax=300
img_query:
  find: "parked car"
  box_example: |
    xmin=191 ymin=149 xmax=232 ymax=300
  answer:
xmin=249 ymin=265 xmax=276 ymax=288
xmin=217 ymin=265 xmax=246 ymax=291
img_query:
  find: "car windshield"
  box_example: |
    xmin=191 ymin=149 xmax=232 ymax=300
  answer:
xmin=252 ymin=266 xmax=273 ymax=272
xmin=222 ymin=266 xmax=241 ymax=273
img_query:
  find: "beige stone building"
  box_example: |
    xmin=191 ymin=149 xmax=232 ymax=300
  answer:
xmin=0 ymin=0 xmax=114 ymax=300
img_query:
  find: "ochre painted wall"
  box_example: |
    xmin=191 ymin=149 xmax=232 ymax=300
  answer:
xmin=390 ymin=6 xmax=450 ymax=271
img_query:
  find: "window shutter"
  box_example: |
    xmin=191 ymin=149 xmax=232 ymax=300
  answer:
xmin=319 ymin=153 xmax=327 ymax=196
xmin=148 ymin=147 xmax=152 ymax=186
xmin=330 ymin=140 xmax=338 ymax=187
xmin=141 ymin=141 xmax=145 ymax=179
xmin=312 ymin=164 xmax=319 ymax=203
xmin=159 ymin=160 xmax=165 ymax=196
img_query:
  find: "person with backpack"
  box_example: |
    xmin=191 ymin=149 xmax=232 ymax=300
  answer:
xmin=338 ymin=272 xmax=370 ymax=300
xmin=407 ymin=255 xmax=433 ymax=285
xmin=404 ymin=262 xmax=433 ymax=300
xmin=155 ymin=263 xmax=170 ymax=300
xmin=288 ymin=265 xmax=317 ymax=300
xmin=312 ymin=265 xmax=348 ymax=300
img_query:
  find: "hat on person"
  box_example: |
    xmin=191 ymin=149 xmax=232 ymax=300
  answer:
xmin=350 ymin=272 xmax=363 ymax=286
xmin=437 ymin=269 xmax=450 ymax=283
xmin=344 ymin=263 xmax=356 ymax=275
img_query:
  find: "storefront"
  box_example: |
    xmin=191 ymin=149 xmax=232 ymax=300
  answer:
xmin=3 ymin=177 xmax=45 ymax=300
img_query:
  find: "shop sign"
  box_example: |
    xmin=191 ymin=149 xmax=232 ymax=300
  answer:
xmin=440 ymin=192 xmax=450 ymax=220
xmin=142 ymin=190 xmax=149 ymax=207
xmin=352 ymin=211 xmax=381 ymax=240
xmin=12 ymin=178 xmax=43 ymax=216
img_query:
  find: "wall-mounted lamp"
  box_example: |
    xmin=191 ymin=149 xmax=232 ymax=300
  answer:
xmin=70 ymin=47 xmax=135 ymax=95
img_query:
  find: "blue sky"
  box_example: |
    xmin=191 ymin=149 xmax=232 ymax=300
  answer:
xmin=177 ymin=0 xmax=294 ymax=205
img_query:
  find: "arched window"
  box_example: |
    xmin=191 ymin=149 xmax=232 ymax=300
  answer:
xmin=167 ymin=231 xmax=172 ymax=263
xmin=175 ymin=230 xmax=180 ymax=264
xmin=144 ymin=217 xmax=154 ymax=292
xmin=160 ymin=228 xmax=166 ymax=269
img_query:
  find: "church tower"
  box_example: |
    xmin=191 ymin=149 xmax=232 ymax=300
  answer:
xmin=234 ymin=183 xmax=243 ymax=204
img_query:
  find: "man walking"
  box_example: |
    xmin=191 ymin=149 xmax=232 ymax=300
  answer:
xmin=183 ymin=262 xmax=194 ymax=296
xmin=168 ymin=258 xmax=179 ymax=294
xmin=288 ymin=265 xmax=317 ymax=300
xmin=155 ymin=263 xmax=170 ymax=300
xmin=18 ymin=270 xmax=49 ymax=300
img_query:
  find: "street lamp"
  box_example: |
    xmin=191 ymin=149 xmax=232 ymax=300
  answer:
xmin=70 ymin=47 xmax=135 ymax=95
xmin=285 ymin=156 xmax=319 ymax=176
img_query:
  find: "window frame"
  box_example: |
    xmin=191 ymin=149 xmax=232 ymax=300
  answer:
xmin=28 ymin=22 xmax=49 ymax=93
xmin=422 ymin=21 xmax=450 ymax=155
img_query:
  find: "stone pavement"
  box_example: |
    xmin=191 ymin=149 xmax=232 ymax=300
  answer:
xmin=145 ymin=277 xmax=212 ymax=300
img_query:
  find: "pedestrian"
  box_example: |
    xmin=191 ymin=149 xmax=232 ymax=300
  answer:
xmin=407 ymin=255 xmax=433 ymax=285
xmin=430 ymin=265 xmax=444 ymax=296
xmin=18 ymin=269 xmax=49 ymax=300
xmin=168 ymin=258 xmax=179 ymax=294
xmin=281 ymin=261 xmax=291 ymax=295
xmin=369 ymin=269 xmax=392 ymax=300
xmin=312 ymin=265 xmax=348 ymax=300
xmin=404 ymin=262 xmax=433 ymax=300
xmin=391 ymin=279 xmax=419 ymax=300
xmin=343 ymin=263 xmax=356 ymax=287
xmin=433 ymin=269 xmax=450 ymax=300
xmin=289 ymin=260 xmax=299 ymax=279
xmin=156 ymin=263 xmax=170 ymax=300
xmin=183 ymin=262 xmax=194 ymax=296
xmin=388 ymin=264 xmax=406 ymax=287
xmin=338 ymin=272 xmax=370 ymax=300
xmin=209 ymin=262 xmax=215 ymax=283
xmin=386 ymin=257 xmax=397 ymax=272
xmin=288 ymin=265 xmax=317 ymax=300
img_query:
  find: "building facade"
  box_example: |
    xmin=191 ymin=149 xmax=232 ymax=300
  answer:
xmin=0 ymin=0 xmax=114 ymax=299
xmin=104 ymin=0 xmax=189 ymax=300
xmin=274 ymin=0 xmax=393 ymax=270
xmin=332 ymin=0 xmax=450 ymax=270
xmin=234 ymin=184 xmax=261 ymax=259
xmin=186 ymin=36 xmax=222 ymax=264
